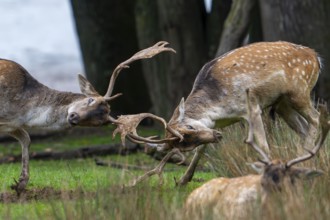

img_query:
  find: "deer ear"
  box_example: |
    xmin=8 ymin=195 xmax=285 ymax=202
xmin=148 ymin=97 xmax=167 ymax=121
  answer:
xmin=292 ymin=167 xmax=324 ymax=180
xmin=78 ymin=74 xmax=100 ymax=96
xmin=178 ymin=97 xmax=185 ymax=122
xmin=247 ymin=161 xmax=265 ymax=174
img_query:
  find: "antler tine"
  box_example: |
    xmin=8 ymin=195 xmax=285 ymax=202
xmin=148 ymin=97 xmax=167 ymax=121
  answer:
xmin=112 ymin=113 xmax=180 ymax=146
xmin=244 ymin=89 xmax=271 ymax=164
xmin=104 ymin=41 xmax=176 ymax=100
xmin=126 ymin=113 xmax=181 ymax=144
xmin=127 ymin=133 xmax=178 ymax=144
xmin=286 ymin=104 xmax=330 ymax=167
xmin=166 ymin=126 xmax=184 ymax=142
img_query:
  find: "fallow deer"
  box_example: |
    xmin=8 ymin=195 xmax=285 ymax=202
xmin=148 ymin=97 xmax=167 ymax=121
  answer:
xmin=112 ymin=41 xmax=322 ymax=187
xmin=0 ymin=41 xmax=175 ymax=193
xmin=183 ymin=91 xmax=329 ymax=219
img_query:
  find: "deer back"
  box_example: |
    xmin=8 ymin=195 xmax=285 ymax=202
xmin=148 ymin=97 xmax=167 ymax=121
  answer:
xmin=184 ymin=175 xmax=262 ymax=219
xmin=187 ymin=41 xmax=320 ymax=115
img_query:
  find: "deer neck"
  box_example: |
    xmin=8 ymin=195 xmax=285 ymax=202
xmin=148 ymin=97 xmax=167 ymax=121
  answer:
xmin=183 ymin=91 xmax=223 ymax=129
xmin=23 ymin=87 xmax=85 ymax=131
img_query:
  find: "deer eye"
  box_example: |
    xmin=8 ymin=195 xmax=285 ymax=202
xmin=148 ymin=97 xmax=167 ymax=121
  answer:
xmin=88 ymin=98 xmax=95 ymax=105
xmin=186 ymin=125 xmax=195 ymax=130
xmin=272 ymin=173 xmax=280 ymax=183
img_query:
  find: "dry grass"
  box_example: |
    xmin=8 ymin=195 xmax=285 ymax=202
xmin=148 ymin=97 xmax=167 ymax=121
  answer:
xmin=199 ymin=117 xmax=330 ymax=220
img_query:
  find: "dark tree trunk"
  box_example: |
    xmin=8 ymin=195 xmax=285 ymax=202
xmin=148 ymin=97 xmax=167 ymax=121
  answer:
xmin=135 ymin=0 xmax=209 ymax=119
xmin=205 ymin=0 xmax=232 ymax=58
xmin=259 ymin=0 xmax=330 ymax=103
xmin=70 ymin=0 xmax=151 ymax=114
xmin=216 ymin=0 xmax=256 ymax=56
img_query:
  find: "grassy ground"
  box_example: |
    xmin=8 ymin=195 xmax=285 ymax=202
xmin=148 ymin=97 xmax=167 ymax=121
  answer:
xmin=0 ymin=120 xmax=330 ymax=220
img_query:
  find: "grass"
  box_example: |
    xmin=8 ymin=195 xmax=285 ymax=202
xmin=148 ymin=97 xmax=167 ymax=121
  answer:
xmin=0 ymin=119 xmax=330 ymax=219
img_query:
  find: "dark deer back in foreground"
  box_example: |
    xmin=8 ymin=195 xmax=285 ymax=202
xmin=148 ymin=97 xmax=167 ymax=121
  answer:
xmin=0 ymin=42 xmax=175 ymax=193
xmin=184 ymin=92 xmax=329 ymax=219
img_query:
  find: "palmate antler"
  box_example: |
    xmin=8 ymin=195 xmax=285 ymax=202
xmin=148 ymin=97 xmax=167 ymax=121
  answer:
xmin=110 ymin=113 xmax=187 ymax=187
xmin=111 ymin=113 xmax=181 ymax=146
xmin=104 ymin=41 xmax=176 ymax=101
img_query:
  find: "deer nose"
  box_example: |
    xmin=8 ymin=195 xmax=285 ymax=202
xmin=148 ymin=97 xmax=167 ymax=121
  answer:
xmin=68 ymin=112 xmax=80 ymax=125
xmin=213 ymin=130 xmax=222 ymax=141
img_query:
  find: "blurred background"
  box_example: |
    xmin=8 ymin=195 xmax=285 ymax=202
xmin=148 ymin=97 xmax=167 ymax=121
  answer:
xmin=0 ymin=0 xmax=82 ymax=92
xmin=0 ymin=0 xmax=329 ymax=119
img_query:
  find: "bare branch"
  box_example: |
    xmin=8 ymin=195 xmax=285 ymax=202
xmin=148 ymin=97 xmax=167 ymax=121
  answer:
xmin=126 ymin=148 xmax=181 ymax=187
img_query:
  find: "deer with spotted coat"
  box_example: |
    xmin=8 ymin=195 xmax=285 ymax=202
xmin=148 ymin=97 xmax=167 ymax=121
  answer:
xmin=113 ymin=41 xmax=322 ymax=186
xmin=0 ymin=41 xmax=175 ymax=194
xmin=183 ymin=91 xmax=330 ymax=219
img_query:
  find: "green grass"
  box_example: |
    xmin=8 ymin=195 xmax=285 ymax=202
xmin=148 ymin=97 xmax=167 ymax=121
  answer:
xmin=1 ymin=120 xmax=330 ymax=219
xmin=0 ymin=156 xmax=214 ymax=220
xmin=0 ymin=125 xmax=215 ymax=220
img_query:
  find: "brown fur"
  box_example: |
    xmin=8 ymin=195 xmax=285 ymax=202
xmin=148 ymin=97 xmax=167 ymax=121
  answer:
xmin=164 ymin=41 xmax=321 ymax=186
xmin=0 ymin=59 xmax=111 ymax=193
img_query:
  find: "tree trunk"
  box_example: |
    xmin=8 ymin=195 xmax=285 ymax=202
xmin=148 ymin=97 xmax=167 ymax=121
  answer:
xmin=70 ymin=0 xmax=151 ymax=114
xmin=206 ymin=0 xmax=232 ymax=58
xmin=216 ymin=0 xmax=256 ymax=56
xmin=259 ymin=0 xmax=330 ymax=103
xmin=135 ymin=0 xmax=208 ymax=119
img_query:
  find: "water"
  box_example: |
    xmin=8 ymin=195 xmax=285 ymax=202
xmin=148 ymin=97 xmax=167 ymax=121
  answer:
xmin=0 ymin=0 xmax=83 ymax=92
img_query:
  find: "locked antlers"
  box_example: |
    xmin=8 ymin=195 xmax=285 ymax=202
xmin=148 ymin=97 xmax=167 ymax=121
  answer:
xmin=104 ymin=41 xmax=176 ymax=101
xmin=107 ymin=41 xmax=184 ymax=147
xmin=111 ymin=113 xmax=182 ymax=146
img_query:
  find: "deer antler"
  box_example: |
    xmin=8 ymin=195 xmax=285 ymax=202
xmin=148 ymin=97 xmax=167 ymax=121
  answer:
xmin=245 ymin=89 xmax=271 ymax=164
xmin=286 ymin=105 xmax=330 ymax=167
xmin=112 ymin=113 xmax=181 ymax=146
xmin=104 ymin=41 xmax=176 ymax=101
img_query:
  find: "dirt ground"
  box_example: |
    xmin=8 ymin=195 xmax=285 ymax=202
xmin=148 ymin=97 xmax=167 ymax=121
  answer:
xmin=0 ymin=187 xmax=78 ymax=203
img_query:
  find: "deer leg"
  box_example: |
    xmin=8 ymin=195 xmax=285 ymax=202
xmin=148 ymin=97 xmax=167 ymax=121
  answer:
xmin=9 ymin=128 xmax=31 ymax=194
xmin=246 ymin=92 xmax=270 ymax=154
xmin=297 ymin=105 xmax=320 ymax=151
xmin=286 ymin=95 xmax=320 ymax=151
xmin=176 ymin=145 xmax=206 ymax=186
xmin=274 ymin=100 xmax=309 ymax=139
xmin=127 ymin=148 xmax=179 ymax=187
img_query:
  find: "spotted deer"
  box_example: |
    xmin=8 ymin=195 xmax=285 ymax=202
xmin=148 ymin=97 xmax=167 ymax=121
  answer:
xmin=183 ymin=91 xmax=329 ymax=219
xmin=0 ymin=41 xmax=175 ymax=193
xmin=112 ymin=41 xmax=322 ymax=187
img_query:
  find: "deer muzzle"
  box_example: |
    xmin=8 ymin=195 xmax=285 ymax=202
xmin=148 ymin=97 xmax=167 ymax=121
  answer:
xmin=68 ymin=112 xmax=80 ymax=126
xmin=213 ymin=130 xmax=222 ymax=141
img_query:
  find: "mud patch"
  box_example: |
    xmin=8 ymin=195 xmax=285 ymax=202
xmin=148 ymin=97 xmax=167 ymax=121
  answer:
xmin=0 ymin=187 xmax=94 ymax=203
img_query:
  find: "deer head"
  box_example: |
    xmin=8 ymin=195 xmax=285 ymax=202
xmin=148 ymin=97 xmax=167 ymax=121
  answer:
xmin=112 ymin=97 xmax=222 ymax=152
xmin=67 ymin=41 xmax=176 ymax=127
xmin=164 ymin=98 xmax=222 ymax=150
